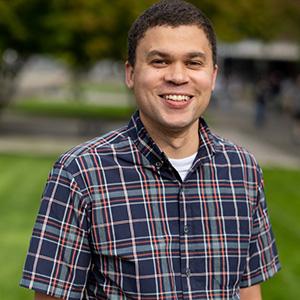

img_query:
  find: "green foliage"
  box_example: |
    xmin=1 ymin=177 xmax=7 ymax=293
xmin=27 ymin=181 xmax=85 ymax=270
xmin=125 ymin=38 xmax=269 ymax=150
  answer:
xmin=191 ymin=0 xmax=300 ymax=42
xmin=0 ymin=153 xmax=299 ymax=299
xmin=0 ymin=0 xmax=299 ymax=105
xmin=0 ymin=0 xmax=53 ymax=56
xmin=1 ymin=0 xmax=299 ymax=62
xmin=42 ymin=0 xmax=137 ymax=68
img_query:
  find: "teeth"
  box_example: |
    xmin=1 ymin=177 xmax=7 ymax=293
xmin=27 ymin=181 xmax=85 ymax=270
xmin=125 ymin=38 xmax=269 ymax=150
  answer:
xmin=163 ymin=95 xmax=191 ymax=101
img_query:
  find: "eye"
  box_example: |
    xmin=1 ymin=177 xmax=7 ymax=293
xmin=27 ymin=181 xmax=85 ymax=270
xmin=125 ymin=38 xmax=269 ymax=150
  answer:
xmin=150 ymin=59 xmax=168 ymax=67
xmin=186 ymin=60 xmax=204 ymax=69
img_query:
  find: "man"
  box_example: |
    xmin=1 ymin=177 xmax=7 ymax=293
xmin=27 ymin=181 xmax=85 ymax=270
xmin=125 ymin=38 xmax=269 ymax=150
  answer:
xmin=20 ymin=1 xmax=280 ymax=299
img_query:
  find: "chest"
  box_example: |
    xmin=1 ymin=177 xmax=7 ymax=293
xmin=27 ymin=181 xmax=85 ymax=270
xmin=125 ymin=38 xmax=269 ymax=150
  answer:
xmin=87 ymin=164 xmax=256 ymax=258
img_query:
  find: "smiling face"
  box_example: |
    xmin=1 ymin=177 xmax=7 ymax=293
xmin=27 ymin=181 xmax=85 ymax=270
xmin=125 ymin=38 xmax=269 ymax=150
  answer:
xmin=125 ymin=25 xmax=218 ymax=137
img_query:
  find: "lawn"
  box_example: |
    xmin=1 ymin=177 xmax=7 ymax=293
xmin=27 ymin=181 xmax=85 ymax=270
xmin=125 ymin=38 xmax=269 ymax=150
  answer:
xmin=7 ymin=79 xmax=136 ymax=120
xmin=0 ymin=154 xmax=299 ymax=299
xmin=10 ymin=99 xmax=135 ymax=120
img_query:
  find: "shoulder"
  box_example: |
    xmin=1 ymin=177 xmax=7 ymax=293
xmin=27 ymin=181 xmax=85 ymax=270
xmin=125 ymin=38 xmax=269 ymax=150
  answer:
xmin=212 ymin=132 xmax=257 ymax=163
xmin=55 ymin=125 xmax=131 ymax=169
xmin=210 ymin=131 xmax=263 ymax=182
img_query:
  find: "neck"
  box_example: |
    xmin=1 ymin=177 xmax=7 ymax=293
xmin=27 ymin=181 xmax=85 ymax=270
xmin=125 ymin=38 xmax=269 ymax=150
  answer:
xmin=143 ymin=119 xmax=200 ymax=159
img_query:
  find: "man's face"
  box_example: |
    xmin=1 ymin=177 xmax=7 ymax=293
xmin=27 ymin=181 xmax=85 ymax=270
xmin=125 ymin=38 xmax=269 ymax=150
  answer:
xmin=125 ymin=25 xmax=218 ymax=134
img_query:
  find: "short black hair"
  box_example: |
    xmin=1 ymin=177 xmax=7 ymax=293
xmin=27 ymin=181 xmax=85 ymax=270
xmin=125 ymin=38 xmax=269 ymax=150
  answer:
xmin=127 ymin=0 xmax=217 ymax=66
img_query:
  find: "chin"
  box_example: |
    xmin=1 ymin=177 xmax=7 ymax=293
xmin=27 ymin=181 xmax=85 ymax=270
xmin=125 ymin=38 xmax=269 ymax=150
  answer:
xmin=161 ymin=119 xmax=195 ymax=131
xmin=166 ymin=114 xmax=198 ymax=125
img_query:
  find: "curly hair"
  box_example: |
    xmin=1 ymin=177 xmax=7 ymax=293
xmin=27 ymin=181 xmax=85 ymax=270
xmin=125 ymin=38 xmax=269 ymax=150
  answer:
xmin=127 ymin=0 xmax=217 ymax=66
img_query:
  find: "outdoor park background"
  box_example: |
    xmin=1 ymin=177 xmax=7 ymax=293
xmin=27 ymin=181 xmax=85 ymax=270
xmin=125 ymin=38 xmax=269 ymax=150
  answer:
xmin=0 ymin=0 xmax=300 ymax=299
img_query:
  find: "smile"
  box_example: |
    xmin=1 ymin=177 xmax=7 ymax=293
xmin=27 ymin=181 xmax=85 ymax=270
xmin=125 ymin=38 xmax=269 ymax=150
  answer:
xmin=160 ymin=94 xmax=192 ymax=102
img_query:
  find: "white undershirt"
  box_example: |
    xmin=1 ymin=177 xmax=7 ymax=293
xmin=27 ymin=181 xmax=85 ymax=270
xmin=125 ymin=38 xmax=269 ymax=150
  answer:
xmin=168 ymin=152 xmax=197 ymax=181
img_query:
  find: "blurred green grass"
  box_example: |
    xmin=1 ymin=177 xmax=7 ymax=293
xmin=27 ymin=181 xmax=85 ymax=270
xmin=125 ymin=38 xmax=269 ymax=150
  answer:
xmin=9 ymin=99 xmax=135 ymax=120
xmin=80 ymin=82 xmax=128 ymax=93
xmin=0 ymin=154 xmax=299 ymax=299
xmin=0 ymin=154 xmax=56 ymax=299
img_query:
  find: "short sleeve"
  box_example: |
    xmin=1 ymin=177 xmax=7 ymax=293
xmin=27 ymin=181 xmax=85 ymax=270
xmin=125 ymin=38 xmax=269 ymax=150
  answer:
xmin=240 ymin=171 xmax=281 ymax=287
xmin=20 ymin=161 xmax=91 ymax=300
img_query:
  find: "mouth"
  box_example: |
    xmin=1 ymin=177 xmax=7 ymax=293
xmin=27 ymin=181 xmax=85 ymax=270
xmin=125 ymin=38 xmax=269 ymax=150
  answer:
xmin=159 ymin=94 xmax=193 ymax=102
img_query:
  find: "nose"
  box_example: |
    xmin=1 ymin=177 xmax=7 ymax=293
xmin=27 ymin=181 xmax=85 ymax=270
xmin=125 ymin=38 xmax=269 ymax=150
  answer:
xmin=164 ymin=62 xmax=189 ymax=85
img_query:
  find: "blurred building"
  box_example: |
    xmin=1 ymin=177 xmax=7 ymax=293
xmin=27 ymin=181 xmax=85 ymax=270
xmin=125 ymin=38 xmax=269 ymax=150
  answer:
xmin=218 ymin=40 xmax=300 ymax=80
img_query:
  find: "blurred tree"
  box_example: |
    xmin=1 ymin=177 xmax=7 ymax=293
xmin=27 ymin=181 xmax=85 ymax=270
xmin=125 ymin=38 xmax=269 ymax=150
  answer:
xmin=0 ymin=0 xmax=138 ymax=104
xmin=0 ymin=0 xmax=54 ymax=110
xmin=190 ymin=0 xmax=300 ymax=42
xmin=47 ymin=0 xmax=148 ymax=99
xmin=0 ymin=0 xmax=299 ymax=108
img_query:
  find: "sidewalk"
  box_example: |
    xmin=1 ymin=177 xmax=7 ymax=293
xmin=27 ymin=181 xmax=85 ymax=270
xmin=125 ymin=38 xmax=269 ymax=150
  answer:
xmin=210 ymin=126 xmax=300 ymax=169
xmin=0 ymin=135 xmax=87 ymax=156
xmin=207 ymin=100 xmax=300 ymax=168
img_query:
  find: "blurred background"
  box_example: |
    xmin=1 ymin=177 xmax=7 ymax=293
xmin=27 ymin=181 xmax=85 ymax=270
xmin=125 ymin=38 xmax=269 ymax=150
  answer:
xmin=0 ymin=0 xmax=299 ymax=299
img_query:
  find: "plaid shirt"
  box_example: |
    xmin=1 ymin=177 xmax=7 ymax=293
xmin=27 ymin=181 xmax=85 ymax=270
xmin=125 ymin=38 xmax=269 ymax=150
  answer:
xmin=20 ymin=111 xmax=280 ymax=299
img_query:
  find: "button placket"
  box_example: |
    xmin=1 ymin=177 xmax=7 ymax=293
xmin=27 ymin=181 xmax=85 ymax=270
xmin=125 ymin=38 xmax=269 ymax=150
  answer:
xmin=183 ymin=225 xmax=189 ymax=234
xmin=185 ymin=268 xmax=191 ymax=277
xmin=181 ymin=185 xmax=191 ymax=280
xmin=155 ymin=161 xmax=162 ymax=168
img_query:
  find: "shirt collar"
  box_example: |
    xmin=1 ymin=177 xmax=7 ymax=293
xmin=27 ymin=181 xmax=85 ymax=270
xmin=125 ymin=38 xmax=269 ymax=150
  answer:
xmin=127 ymin=111 xmax=216 ymax=168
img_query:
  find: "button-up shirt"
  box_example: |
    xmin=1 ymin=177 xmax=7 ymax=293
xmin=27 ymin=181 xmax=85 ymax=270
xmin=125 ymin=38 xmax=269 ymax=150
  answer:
xmin=20 ymin=111 xmax=280 ymax=299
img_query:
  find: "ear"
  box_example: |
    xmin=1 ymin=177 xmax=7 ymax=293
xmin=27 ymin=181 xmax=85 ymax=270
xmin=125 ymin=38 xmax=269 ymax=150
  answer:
xmin=211 ymin=64 xmax=218 ymax=91
xmin=125 ymin=61 xmax=134 ymax=89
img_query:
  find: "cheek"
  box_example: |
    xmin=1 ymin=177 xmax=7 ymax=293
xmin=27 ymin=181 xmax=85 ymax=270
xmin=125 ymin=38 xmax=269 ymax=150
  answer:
xmin=135 ymin=70 xmax=161 ymax=92
xmin=133 ymin=73 xmax=156 ymax=106
xmin=194 ymin=73 xmax=215 ymax=91
xmin=141 ymin=70 xmax=160 ymax=87
xmin=143 ymin=67 xmax=162 ymax=81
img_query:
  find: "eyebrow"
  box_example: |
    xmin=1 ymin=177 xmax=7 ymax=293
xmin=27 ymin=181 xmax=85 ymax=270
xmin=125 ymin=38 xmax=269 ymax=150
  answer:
xmin=146 ymin=50 xmax=207 ymax=60
xmin=187 ymin=52 xmax=207 ymax=60
xmin=146 ymin=50 xmax=170 ymax=59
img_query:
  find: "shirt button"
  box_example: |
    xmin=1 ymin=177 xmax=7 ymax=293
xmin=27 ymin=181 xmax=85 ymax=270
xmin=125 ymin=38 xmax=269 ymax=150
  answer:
xmin=155 ymin=161 xmax=162 ymax=168
xmin=185 ymin=268 xmax=191 ymax=277
xmin=183 ymin=225 xmax=189 ymax=234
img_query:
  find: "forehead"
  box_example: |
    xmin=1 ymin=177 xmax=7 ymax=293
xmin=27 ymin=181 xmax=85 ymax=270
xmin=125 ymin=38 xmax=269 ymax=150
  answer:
xmin=137 ymin=25 xmax=212 ymax=57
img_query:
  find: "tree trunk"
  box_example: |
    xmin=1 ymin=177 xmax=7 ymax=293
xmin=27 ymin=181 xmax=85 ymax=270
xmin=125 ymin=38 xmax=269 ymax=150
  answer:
xmin=70 ymin=67 xmax=85 ymax=102
xmin=0 ymin=56 xmax=25 ymax=116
